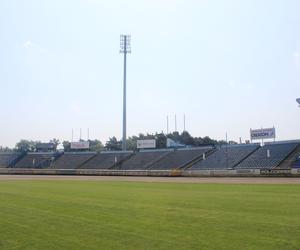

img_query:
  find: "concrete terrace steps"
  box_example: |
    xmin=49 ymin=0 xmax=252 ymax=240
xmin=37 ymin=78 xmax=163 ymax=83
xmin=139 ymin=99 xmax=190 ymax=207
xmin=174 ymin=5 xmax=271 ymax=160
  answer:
xmin=149 ymin=147 xmax=213 ymax=170
xmin=79 ymin=151 xmax=134 ymax=170
xmin=276 ymin=144 xmax=300 ymax=169
xmin=14 ymin=152 xmax=57 ymax=168
xmin=235 ymin=143 xmax=299 ymax=169
xmin=50 ymin=152 xmax=97 ymax=169
xmin=4 ymin=141 xmax=300 ymax=171
xmin=232 ymin=146 xmax=261 ymax=169
xmin=77 ymin=153 xmax=98 ymax=169
xmin=118 ymin=149 xmax=174 ymax=170
xmin=0 ymin=152 xmax=25 ymax=168
xmin=189 ymin=144 xmax=259 ymax=170
xmin=183 ymin=147 xmax=217 ymax=170
xmin=144 ymin=150 xmax=174 ymax=170
xmin=112 ymin=152 xmax=135 ymax=169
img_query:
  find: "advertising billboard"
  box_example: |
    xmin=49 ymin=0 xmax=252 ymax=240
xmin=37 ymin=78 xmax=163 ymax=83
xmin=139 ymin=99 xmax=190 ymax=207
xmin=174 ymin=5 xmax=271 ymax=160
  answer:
xmin=137 ymin=139 xmax=156 ymax=149
xmin=70 ymin=141 xmax=90 ymax=149
xmin=250 ymin=128 xmax=276 ymax=140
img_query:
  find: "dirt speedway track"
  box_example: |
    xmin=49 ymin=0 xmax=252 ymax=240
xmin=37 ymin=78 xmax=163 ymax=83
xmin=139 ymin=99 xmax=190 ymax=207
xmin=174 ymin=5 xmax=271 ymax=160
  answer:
xmin=0 ymin=175 xmax=300 ymax=184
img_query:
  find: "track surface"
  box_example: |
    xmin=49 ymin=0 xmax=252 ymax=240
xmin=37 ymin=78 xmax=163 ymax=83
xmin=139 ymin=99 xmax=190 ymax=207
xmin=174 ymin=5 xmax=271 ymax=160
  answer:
xmin=0 ymin=175 xmax=300 ymax=184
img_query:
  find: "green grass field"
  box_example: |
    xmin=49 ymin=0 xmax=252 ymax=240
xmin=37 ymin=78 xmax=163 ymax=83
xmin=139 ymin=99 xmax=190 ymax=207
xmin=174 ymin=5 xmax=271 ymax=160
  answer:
xmin=0 ymin=180 xmax=300 ymax=250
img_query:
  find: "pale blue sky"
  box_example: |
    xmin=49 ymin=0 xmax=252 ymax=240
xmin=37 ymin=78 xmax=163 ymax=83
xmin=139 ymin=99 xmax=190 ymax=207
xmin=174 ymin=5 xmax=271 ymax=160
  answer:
xmin=0 ymin=0 xmax=299 ymax=147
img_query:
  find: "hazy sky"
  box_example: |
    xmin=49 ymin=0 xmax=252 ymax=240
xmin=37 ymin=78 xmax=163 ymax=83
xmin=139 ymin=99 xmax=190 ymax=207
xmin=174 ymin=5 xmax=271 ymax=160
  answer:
xmin=0 ymin=0 xmax=299 ymax=147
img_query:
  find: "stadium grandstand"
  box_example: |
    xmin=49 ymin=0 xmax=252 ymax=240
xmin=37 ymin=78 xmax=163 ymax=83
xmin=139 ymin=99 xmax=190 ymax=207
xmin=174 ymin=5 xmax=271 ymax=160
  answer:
xmin=293 ymin=156 xmax=300 ymax=168
xmin=1 ymin=140 xmax=300 ymax=176
xmin=80 ymin=151 xmax=133 ymax=169
xmin=189 ymin=144 xmax=259 ymax=170
xmin=0 ymin=152 xmax=23 ymax=168
xmin=235 ymin=142 xmax=299 ymax=169
xmin=149 ymin=147 xmax=213 ymax=170
xmin=13 ymin=152 xmax=57 ymax=168
xmin=118 ymin=149 xmax=173 ymax=170
xmin=50 ymin=152 xmax=96 ymax=169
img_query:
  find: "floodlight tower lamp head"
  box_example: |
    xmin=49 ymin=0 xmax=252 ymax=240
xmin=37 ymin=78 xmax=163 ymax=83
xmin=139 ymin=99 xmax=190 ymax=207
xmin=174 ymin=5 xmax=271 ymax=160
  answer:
xmin=120 ymin=34 xmax=131 ymax=53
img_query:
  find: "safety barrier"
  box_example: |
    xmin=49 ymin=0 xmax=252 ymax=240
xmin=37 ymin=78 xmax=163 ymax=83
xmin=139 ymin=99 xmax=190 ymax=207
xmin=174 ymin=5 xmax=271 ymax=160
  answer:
xmin=1 ymin=168 xmax=300 ymax=177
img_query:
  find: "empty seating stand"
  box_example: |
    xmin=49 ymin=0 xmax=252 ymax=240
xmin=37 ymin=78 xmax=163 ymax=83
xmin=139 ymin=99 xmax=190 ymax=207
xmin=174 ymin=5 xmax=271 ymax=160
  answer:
xmin=190 ymin=144 xmax=259 ymax=170
xmin=0 ymin=152 xmax=22 ymax=168
xmin=119 ymin=149 xmax=173 ymax=170
xmin=236 ymin=143 xmax=299 ymax=169
xmin=293 ymin=156 xmax=300 ymax=168
xmin=3 ymin=142 xmax=299 ymax=171
xmin=150 ymin=147 xmax=212 ymax=170
xmin=51 ymin=152 xmax=96 ymax=169
xmin=80 ymin=151 xmax=133 ymax=169
xmin=14 ymin=152 xmax=55 ymax=168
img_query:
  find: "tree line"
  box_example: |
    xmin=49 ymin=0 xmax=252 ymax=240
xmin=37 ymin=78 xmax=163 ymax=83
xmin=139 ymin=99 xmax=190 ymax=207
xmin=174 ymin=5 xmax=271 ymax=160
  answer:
xmin=0 ymin=131 xmax=232 ymax=152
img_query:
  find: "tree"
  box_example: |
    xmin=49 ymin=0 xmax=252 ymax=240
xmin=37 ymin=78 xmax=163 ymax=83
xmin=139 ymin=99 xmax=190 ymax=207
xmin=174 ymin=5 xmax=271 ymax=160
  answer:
xmin=218 ymin=140 xmax=228 ymax=145
xmin=89 ymin=140 xmax=104 ymax=152
xmin=179 ymin=131 xmax=194 ymax=146
xmin=193 ymin=136 xmax=217 ymax=147
xmin=15 ymin=140 xmax=39 ymax=152
xmin=155 ymin=133 xmax=167 ymax=148
xmin=126 ymin=137 xmax=137 ymax=151
xmin=11 ymin=131 xmax=230 ymax=153
xmin=50 ymin=138 xmax=60 ymax=151
xmin=105 ymin=137 xmax=122 ymax=151
xmin=0 ymin=146 xmax=13 ymax=152
xmin=202 ymin=136 xmax=216 ymax=145
xmin=62 ymin=141 xmax=71 ymax=152
xmin=167 ymin=131 xmax=180 ymax=143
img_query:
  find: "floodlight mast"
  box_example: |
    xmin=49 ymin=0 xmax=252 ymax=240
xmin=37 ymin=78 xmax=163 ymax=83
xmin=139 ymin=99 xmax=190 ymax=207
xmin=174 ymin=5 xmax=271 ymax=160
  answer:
xmin=120 ymin=35 xmax=131 ymax=151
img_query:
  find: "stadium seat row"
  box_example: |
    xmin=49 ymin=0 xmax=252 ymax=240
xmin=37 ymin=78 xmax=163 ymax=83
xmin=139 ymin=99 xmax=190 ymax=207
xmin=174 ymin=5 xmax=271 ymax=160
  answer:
xmin=0 ymin=142 xmax=299 ymax=170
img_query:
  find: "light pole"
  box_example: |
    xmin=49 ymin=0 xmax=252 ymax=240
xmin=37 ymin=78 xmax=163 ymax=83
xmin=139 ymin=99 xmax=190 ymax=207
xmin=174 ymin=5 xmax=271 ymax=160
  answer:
xmin=225 ymin=132 xmax=229 ymax=169
xmin=166 ymin=116 xmax=169 ymax=134
xmin=120 ymin=35 xmax=131 ymax=151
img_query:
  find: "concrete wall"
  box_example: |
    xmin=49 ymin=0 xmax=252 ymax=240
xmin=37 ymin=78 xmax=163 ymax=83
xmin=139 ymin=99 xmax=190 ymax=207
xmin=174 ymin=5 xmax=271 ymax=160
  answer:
xmin=1 ymin=168 xmax=300 ymax=177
